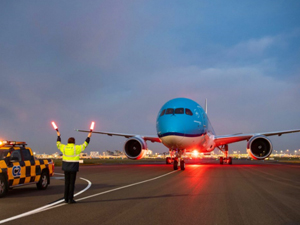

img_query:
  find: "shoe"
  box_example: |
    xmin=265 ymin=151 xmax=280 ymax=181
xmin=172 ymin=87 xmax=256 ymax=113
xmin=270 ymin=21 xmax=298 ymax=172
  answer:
xmin=68 ymin=199 xmax=77 ymax=204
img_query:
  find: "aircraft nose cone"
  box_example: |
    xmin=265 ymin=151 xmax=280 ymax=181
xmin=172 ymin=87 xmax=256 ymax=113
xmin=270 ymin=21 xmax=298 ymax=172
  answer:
xmin=157 ymin=116 xmax=185 ymax=136
xmin=161 ymin=135 xmax=184 ymax=149
xmin=157 ymin=115 xmax=185 ymax=149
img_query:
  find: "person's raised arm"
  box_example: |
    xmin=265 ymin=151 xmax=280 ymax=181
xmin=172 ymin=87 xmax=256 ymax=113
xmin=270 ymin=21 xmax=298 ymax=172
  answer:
xmin=87 ymin=131 xmax=92 ymax=138
xmin=57 ymin=130 xmax=61 ymax=140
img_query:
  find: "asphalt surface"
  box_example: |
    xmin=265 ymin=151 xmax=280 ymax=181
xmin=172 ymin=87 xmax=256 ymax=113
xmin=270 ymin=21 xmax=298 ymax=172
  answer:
xmin=1 ymin=159 xmax=300 ymax=225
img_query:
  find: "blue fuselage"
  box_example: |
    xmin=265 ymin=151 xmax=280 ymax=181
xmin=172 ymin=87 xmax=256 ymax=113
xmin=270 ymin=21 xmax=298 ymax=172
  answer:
xmin=156 ymin=98 xmax=215 ymax=152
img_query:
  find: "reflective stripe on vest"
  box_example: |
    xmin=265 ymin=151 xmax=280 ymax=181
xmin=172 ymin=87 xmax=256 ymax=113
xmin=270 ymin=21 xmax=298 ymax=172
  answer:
xmin=63 ymin=160 xmax=80 ymax=162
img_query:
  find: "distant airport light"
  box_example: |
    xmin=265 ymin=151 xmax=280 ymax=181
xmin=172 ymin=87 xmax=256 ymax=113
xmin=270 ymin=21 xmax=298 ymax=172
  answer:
xmin=90 ymin=121 xmax=95 ymax=131
xmin=51 ymin=121 xmax=58 ymax=131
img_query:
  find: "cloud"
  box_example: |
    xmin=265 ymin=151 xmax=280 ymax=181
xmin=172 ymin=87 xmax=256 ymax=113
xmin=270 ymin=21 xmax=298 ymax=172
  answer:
xmin=228 ymin=36 xmax=275 ymax=56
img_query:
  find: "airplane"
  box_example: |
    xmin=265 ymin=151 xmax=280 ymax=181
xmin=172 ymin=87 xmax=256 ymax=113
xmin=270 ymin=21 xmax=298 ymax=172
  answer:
xmin=77 ymin=98 xmax=300 ymax=170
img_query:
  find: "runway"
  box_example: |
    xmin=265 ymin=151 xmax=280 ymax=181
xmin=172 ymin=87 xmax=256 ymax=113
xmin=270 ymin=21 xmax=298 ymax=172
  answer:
xmin=0 ymin=159 xmax=300 ymax=225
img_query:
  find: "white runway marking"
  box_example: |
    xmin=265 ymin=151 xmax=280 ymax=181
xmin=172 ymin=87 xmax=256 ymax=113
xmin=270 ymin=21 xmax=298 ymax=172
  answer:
xmin=0 ymin=170 xmax=178 ymax=224
xmin=77 ymin=170 xmax=178 ymax=202
xmin=0 ymin=173 xmax=92 ymax=224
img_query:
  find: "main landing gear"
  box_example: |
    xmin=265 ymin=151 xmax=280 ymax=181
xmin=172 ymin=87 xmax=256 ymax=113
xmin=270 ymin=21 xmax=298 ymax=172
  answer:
xmin=217 ymin=145 xmax=232 ymax=165
xmin=166 ymin=157 xmax=172 ymax=164
xmin=219 ymin=156 xmax=232 ymax=165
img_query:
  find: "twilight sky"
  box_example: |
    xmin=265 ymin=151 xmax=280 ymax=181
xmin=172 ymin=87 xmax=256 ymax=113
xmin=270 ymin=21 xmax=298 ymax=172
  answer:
xmin=0 ymin=0 xmax=299 ymax=155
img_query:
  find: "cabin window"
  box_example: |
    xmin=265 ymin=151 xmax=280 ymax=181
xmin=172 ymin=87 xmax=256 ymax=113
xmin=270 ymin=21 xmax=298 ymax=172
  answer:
xmin=185 ymin=108 xmax=193 ymax=116
xmin=175 ymin=108 xmax=184 ymax=114
xmin=166 ymin=108 xmax=174 ymax=114
xmin=160 ymin=109 xmax=165 ymax=116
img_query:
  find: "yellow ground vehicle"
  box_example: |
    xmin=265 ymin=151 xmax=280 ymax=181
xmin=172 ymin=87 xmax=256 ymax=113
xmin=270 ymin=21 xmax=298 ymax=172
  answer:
xmin=0 ymin=141 xmax=54 ymax=197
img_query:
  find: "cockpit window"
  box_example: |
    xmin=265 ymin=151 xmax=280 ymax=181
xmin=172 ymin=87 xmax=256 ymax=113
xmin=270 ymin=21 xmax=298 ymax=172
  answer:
xmin=166 ymin=108 xmax=174 ymax=114
xmin=160 ymin=109 xmax=165 ymax=116
xmin=185 ymin=108 xmax=193 ymax=116
xmin=175 ymin=108 xmax=184 ymax=114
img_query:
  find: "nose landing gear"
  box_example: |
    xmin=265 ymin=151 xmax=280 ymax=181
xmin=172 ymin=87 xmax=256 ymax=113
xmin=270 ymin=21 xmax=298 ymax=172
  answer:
xmin=172 ymin=158 xmax=185 ymax=170
xmin=180 ymin=159 xmax=185 ymax=170
xmin=173 ymin=159 xmax=178 ymax=170
xmin=171 ymin=149 xmax=185 ymax=170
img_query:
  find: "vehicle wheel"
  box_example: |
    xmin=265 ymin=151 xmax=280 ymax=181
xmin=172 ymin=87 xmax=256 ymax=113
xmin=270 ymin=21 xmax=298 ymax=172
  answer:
xmin=37 ymin=171 xmax=49 ymax=190
xmin=173 ymin=159 xmax=178 ymax=170
xmin=166 ymin=157 xmax=171 ymax=164
xmin=180 ymin=160 xmax=185 ymax=170
xmin=228 ymin=157 xmax=232 ymax=165
xmin=220 ymin=157 xmax=224 ymax=165
xmin=0 ymin=175 xmax=8 ymax=198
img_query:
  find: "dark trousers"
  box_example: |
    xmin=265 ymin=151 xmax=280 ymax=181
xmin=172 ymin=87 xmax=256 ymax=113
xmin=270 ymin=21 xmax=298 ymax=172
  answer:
xmin=64 ymin=171 xmax=77 ymax=201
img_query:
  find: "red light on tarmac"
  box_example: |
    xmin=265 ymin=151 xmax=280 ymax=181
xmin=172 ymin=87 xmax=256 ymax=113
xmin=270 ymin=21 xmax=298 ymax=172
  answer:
xmin=51 ymin=121 xmax=58 ymax=130
xmin=190 ymin=165 xmax=202 ymax=167
xmin=90 ymin=121 xmax=95 ymax=131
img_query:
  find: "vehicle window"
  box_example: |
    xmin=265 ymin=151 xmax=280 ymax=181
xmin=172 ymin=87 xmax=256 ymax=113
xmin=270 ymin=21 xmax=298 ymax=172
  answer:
xmin=166 ymin=108 xmax=174 ymax=114
xmin=175 ymin=108 xmax=184 ymax=114
xmin=21 ymin=149 xmax=32 ymax=161
xmin=160 ymin=109 xmax=165 ymax=116
xmin=11 ymin=150 xmax=21 ymax=161
xmin=0 ymin=150 xmax=9 ymax=160
xmin=185 ymin=108 xmax=193 ymax=116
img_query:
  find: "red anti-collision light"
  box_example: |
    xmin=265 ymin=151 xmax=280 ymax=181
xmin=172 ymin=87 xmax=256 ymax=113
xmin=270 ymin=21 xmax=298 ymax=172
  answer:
xmin=51 ymin=121 xmax=58 ymax=130
xmin=192 ymin=150 xmax=199 ymax=157
xmin=90 ymin=121 xmax=95 ymax=131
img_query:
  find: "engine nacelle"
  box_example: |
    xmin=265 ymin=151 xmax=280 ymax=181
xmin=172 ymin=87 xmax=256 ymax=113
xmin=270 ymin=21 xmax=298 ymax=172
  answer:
xmin=247 ymin=135 xmax=273 ymax=160
xmin=124 ymin=136 xmax=148 ymax=160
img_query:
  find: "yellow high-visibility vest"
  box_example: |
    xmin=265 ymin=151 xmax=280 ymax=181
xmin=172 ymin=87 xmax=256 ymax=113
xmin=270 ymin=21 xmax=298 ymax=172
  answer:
xmin=57 ymin=141 xmax=88 ymax=162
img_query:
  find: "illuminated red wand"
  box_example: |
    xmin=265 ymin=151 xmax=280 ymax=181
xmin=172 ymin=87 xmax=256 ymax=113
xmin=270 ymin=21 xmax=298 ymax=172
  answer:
xmin=90 ymin=121 xmax=95 ymax=132
xmin=51 ymin=121 xmax=58 ymax=131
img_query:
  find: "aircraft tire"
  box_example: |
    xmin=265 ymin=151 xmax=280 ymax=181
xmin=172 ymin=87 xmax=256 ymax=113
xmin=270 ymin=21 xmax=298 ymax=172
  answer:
xmin=173 ymin=160 xmax=178 ymax=170
xmin=220 ymin=157 xmax=224 ymax=165
xmin=180 ymin=160 xmax=185 ymax=170
xmin=166 ymin=157 xmax=171 ymax=164
xmin=229 ymin=157 xmax=232 ymax=165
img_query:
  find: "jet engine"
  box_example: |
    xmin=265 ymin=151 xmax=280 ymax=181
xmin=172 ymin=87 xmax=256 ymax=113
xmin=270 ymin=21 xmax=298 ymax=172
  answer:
xmin=124 ymin=136 xmax=148 ymax=160
xmin=247 ymin=135 xmax=273 ymax=160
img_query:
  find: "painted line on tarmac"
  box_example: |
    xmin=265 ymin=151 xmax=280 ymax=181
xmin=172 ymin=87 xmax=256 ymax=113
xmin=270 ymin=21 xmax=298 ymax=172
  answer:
xmin=76 ymin=170 xmax=178 ymax=202
xmin=0 ymin=173 xmax=92 ymax=224
xmin=0 ymin=170 xmax=178 ymax=224
xmin=37 ymin=170 xmax=178 ymax=213
xmin=35 ymin=170 xmax=178 ymax=214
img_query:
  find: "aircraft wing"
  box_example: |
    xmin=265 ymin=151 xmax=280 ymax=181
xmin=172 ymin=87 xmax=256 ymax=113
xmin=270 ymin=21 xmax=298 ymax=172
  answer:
xmin=76 ymin=129 xmax=162 ymax=143
xmin=214 ymin=129 xmax=300 ymax=147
